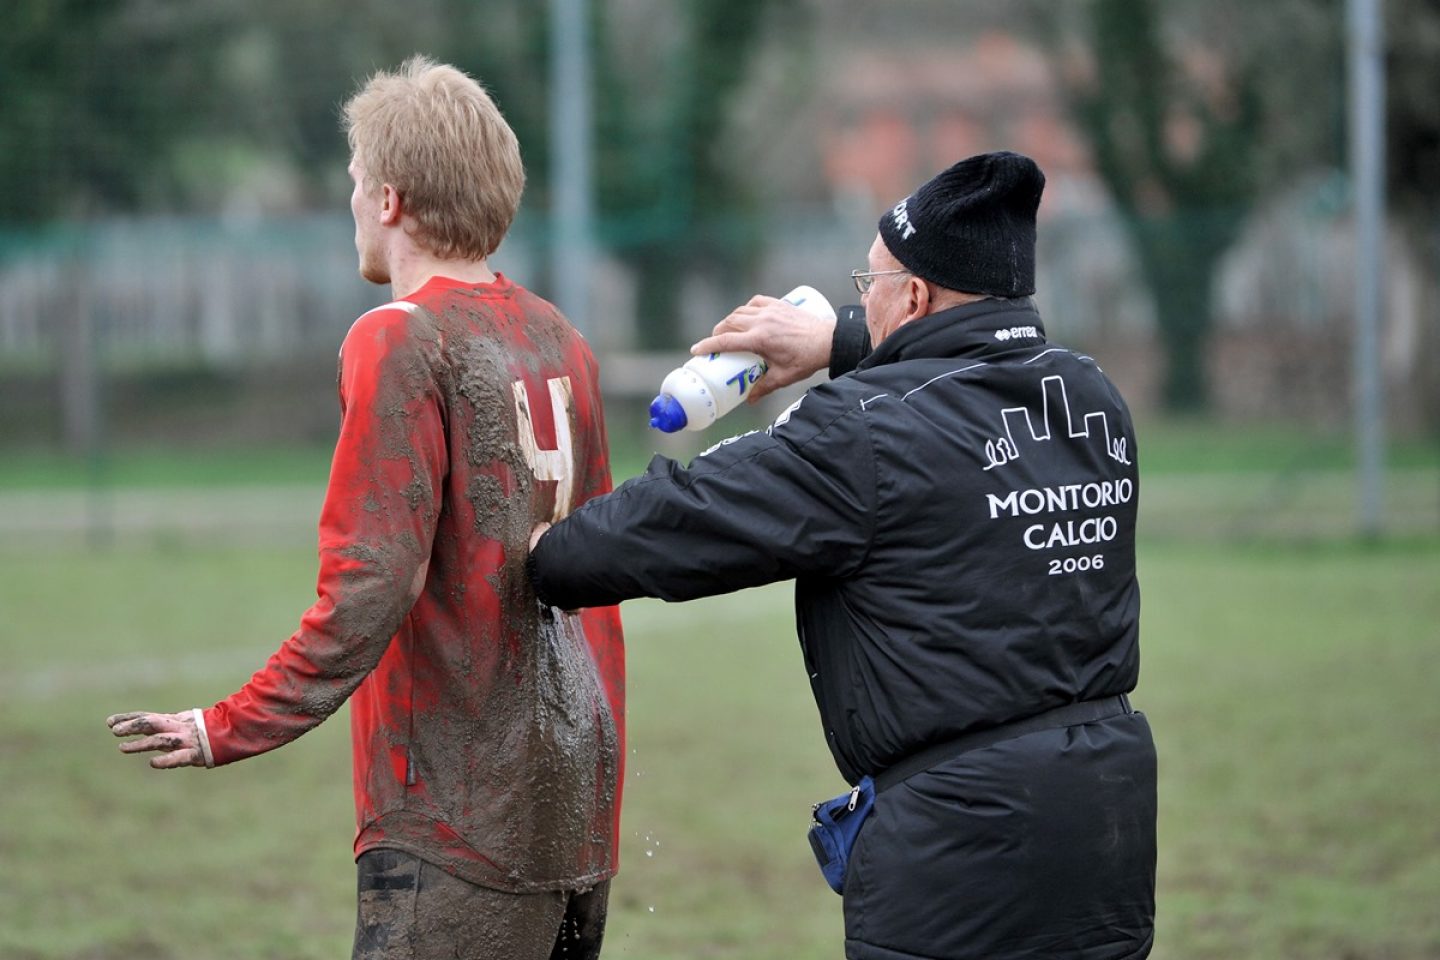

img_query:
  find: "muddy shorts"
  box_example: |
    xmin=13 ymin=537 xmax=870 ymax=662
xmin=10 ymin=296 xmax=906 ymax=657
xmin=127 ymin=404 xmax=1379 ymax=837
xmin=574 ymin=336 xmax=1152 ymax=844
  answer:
xmin=352 ymin=849 xmax=610 ymax=960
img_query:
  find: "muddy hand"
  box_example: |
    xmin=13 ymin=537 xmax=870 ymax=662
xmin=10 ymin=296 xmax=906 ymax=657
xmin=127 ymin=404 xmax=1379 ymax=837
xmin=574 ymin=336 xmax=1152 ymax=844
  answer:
xmin=690 ymin=295 xmax=835 ymax=403
xmin=107 ymin=710 xmax=205 ymax=769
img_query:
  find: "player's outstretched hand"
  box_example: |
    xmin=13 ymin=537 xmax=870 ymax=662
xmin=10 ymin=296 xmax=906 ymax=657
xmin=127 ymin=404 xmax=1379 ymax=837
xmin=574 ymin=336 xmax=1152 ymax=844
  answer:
xmin=690 ymin=295 xmax=835 ymax=403
xmin=107 ymin=710 xmax=206 ymax=769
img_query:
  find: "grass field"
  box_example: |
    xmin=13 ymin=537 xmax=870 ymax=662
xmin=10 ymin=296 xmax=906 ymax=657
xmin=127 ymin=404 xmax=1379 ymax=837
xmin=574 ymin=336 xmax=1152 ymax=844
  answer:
xmin=1 ymin=424 xmax=1438 ymax=959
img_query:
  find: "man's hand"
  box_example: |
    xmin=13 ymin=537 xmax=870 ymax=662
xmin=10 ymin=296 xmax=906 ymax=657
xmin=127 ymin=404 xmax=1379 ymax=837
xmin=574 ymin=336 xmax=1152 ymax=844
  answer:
xmin=106 ymin=710 xmax=206 ymax=769
xmin=690 ymin=295 xmax=836 ymax=403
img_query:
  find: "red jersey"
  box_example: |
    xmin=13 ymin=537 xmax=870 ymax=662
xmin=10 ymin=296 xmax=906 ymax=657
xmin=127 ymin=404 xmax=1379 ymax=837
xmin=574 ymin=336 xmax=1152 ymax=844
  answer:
xmin=198 ymin=275 xmax=625 ymax=892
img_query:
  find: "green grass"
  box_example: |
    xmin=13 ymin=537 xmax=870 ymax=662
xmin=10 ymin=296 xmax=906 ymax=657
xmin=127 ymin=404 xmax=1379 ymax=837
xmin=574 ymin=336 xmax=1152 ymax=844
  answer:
xmin=2 ymin=416 xmax=1436 ymax=491
xmin=1 ymin=535 xmax=1438 ymax=959
xmin=1140 ymin=539 xmax=1440 ymax=959
xmin=0 ymin=446 xmax=336 ymax=491
xmin=1129 ymin=416 xmax=1440 ymax=474
xmin=1 ymin=420 xmax=1438 ymax=957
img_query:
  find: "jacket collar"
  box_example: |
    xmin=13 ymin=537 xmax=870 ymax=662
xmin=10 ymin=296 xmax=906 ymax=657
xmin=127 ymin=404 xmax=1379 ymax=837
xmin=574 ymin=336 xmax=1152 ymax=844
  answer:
xmin=857 ymin=297 xmax=1047 ymax=370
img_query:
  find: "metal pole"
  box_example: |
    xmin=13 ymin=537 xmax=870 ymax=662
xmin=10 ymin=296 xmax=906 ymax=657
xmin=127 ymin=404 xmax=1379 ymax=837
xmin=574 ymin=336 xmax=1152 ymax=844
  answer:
xmin=58 ymin=269 xmax=111 ymax=547
xmin=1348 ymin=0 xmax=1386 ymax=537
xmin=548 ymin=0 xmax=594 ymax=335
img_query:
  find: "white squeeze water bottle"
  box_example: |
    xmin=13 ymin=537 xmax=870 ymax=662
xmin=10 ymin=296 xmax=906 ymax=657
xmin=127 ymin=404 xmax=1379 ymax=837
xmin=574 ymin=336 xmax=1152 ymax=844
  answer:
xmin=648 ymin=285 xmax=836 ymax=433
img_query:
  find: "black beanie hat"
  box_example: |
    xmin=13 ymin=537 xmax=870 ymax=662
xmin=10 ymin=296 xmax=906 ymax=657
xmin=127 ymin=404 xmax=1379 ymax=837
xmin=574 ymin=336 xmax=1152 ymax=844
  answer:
xmin=877 ymin=151 xmax=1045 ymax=298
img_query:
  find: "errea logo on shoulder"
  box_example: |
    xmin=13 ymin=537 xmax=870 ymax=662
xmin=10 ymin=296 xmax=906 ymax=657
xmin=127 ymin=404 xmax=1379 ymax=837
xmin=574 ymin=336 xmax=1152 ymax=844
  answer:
xmin=994 ymin=325 xmax=1039 ymax=342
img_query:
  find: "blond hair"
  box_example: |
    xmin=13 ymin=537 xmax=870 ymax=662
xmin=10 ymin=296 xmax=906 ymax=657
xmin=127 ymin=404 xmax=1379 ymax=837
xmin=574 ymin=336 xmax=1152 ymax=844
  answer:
xmin=343 ymin=56 xmax=525 ymax=261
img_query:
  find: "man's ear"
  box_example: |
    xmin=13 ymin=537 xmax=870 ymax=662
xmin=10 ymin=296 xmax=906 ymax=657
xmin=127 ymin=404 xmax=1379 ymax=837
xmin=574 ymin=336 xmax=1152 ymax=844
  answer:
xmin=903 ymin=275 xmax=931 ymax=323
xmin=380 ymin=183 xmax=403 ymax=226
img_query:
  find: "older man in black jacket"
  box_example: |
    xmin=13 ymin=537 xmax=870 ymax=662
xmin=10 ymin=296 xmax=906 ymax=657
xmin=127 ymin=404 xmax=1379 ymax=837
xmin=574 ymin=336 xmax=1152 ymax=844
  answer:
xmin=529 ymin=151 xmax=1156 ymax=960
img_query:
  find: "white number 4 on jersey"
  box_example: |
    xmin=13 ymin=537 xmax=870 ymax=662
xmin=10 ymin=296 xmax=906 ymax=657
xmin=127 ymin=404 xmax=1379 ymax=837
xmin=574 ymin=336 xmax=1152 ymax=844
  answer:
xmin=512 ymin=377 xmax=577 ymax=522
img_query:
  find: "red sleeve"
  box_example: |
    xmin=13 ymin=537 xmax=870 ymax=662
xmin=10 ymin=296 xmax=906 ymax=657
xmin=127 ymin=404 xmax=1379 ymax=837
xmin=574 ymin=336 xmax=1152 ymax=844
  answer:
xmin=202 ymin=305 xmax=445 ymax=765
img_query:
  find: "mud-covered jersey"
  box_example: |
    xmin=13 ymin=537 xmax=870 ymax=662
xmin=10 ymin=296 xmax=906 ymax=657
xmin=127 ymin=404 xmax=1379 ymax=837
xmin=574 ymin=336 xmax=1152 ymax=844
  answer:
xmin=200 ymin=274 xmax=625 ymax=893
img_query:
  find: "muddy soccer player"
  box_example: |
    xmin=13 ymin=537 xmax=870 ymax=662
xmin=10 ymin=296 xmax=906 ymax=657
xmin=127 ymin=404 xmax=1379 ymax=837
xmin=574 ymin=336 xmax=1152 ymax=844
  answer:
xmin=107 ymin=57 xmax=625 ymax=960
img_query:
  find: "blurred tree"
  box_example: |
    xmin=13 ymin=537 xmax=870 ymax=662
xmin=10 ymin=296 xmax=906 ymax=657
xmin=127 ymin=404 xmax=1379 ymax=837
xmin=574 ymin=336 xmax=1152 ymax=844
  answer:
xmin=202 ymin=0 xmax=801 ymax=351
xmin=591 ymin=0 xmax=804 ymax=348
xmin=1060 ymin=0 xmax=1265 ymax=411
xmin=0 ymin=0 xmax=228 ymax=222
xmin=1049 ymin=0 xmax=1438 ymax=413
xmin=1385 ymin=0 xmax=1440 ymax=233
xmin=1 ymin=0 xmax=802 ymax=351
xmin=1383 ymin=0 xmax=1440 ymax=429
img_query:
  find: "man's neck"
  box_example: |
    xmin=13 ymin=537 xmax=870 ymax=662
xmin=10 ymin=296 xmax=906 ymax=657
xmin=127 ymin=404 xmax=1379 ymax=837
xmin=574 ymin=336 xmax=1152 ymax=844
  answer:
xmin=927 ymin=289 xmax=991 ymax=314
xmin=387 ymin=248 xmax=497 ymax=299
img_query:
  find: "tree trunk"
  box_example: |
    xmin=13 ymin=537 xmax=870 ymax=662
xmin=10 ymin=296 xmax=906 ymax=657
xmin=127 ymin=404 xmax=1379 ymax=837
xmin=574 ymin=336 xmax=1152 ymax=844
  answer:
xmin=630 ymin=241 xmax=690 ymax=350
xmin=1151 ymin=287 xmax=1211 ymax=412
xmin=1128 ymin=212 xmax=1241 ymax=412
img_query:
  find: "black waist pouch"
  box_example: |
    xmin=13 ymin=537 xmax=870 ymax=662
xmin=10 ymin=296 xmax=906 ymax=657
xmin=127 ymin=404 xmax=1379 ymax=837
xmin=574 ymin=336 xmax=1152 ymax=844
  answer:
xmin=807 ymin=775 xmax=875 ymax=894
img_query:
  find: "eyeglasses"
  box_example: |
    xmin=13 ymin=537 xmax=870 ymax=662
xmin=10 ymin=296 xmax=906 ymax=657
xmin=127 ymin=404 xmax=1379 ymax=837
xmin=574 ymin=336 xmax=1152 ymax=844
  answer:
xmin=851 ymin=268 xmax=910 ymax=295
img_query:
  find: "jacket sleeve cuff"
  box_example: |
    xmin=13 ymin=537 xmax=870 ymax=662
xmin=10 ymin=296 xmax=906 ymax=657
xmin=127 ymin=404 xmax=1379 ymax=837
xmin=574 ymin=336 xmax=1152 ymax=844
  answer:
xmin=191 ymin=707 xmax=216 ymax=768
xmin=828 ymin=305 xmax=870 ymax=379
xmin=527 ymin=549 xmax=555 ymax=609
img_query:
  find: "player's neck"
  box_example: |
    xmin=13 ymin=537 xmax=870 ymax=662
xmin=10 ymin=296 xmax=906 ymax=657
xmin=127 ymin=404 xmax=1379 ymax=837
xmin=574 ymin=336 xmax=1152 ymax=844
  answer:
xmin=387 ymin=244 xmax=496 ymax=299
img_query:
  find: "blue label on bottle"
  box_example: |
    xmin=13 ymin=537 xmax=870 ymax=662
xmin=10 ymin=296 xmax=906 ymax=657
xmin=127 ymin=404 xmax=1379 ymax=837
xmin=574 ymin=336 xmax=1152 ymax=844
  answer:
xmin=724 ymin=359 xmax=769 ymax=395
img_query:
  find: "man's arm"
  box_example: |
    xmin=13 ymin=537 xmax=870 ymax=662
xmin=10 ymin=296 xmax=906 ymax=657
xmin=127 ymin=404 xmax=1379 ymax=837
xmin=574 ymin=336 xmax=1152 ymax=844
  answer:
xmin=108 ymin=306 xmax=444 ymax=768
xmin=691 ymin=298 xmax=868 ymax=401
xmin=529 ymin=386 xmax=875 ymax=610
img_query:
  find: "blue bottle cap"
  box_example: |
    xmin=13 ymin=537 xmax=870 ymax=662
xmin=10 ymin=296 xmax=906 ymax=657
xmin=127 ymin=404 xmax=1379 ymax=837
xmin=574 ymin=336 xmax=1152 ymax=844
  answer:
xmin=648 ymin=394 xmax=689 ymax=433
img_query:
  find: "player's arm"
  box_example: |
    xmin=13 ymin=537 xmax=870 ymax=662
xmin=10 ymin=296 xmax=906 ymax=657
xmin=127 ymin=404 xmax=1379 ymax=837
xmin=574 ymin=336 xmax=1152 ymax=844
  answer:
xmin=108 ymin=307 xmax=445 ymax=768
xmin=529 ymin=388 xmax=876 ymax=610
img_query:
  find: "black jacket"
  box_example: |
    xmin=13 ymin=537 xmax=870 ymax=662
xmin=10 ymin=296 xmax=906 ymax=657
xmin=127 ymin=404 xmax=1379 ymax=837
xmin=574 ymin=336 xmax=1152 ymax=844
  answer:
xmin=532 ymin=297 xmax=1155 ymax=959
xmin=531 ymin=297 xmax=1141 ymax=783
